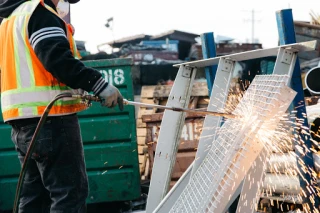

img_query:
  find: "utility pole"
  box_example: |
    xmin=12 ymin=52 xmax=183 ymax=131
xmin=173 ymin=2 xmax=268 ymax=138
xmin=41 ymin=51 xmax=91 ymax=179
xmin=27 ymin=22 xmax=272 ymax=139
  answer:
xmin=251 ymin=9 xmax=254 ymax=43
xmin=243 ymin=9 xmax=261 ymax=43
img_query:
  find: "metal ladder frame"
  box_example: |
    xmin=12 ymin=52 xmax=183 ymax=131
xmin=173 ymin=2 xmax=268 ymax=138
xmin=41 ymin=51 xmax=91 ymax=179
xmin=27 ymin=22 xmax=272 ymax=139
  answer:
xmin=145 ymin=65 xmax=197 ymax=212
xmin=146 ymin=39 xmax=317 ymax=213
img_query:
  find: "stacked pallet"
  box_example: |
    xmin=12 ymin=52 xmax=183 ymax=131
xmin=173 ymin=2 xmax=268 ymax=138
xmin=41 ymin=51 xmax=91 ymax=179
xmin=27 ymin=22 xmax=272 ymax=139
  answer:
xmin=135 ymin=87 xmax=162 ymax=179
xmin=137 ymin=81 xmax=209 ymax=183
xmin=135 ymin=94 xmax=153 ymax=179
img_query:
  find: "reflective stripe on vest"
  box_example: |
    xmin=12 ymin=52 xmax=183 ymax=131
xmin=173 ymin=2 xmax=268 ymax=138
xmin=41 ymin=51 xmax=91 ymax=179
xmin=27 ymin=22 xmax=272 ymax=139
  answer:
xmin=0 ymin=0 xmax=87 ymax=122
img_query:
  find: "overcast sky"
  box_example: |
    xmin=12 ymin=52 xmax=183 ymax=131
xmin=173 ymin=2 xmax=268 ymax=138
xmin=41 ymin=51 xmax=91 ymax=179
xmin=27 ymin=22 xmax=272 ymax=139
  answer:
xmin=70 ymin=0 xmax=320 ymax=53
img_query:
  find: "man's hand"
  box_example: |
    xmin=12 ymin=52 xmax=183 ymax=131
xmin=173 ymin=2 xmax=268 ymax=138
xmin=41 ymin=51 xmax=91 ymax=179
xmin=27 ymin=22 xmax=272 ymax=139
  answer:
xmin=98 ymin=84 xmax=124 ymax=111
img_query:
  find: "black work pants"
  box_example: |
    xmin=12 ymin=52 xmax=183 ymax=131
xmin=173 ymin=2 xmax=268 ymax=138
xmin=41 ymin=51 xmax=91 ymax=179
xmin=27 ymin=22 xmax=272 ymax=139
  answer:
xmin=10 ymin=114 xmax=88 ymax=213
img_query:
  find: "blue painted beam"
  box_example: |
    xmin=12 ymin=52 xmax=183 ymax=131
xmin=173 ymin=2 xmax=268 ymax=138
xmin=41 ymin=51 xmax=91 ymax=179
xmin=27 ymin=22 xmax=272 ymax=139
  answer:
xmin=276 ymin=9 xmax=319 ymax=209
xmin=200 ymin=32 xmax=218 ymax=94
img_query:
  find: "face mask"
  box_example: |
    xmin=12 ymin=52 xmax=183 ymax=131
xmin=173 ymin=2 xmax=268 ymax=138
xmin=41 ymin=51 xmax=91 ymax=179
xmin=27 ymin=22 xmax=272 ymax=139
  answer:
xmin=56 ymin=0 xmax=70 ymax=18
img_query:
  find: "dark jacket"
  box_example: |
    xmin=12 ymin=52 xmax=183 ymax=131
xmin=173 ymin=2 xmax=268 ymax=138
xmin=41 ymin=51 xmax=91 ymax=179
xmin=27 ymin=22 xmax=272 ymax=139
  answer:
xmin=0 ymin=0 xmax=107 ymax=95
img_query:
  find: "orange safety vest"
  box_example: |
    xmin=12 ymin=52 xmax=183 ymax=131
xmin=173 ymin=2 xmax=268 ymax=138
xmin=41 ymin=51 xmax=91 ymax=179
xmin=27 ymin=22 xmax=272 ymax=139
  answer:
xmin=0 ymin=0 xmax=87 ymax=122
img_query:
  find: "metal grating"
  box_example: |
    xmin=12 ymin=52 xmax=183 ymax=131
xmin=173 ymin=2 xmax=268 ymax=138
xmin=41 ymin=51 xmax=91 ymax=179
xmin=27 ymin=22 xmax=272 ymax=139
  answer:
xmin=169 ymin=74 xmax=295 ymax=213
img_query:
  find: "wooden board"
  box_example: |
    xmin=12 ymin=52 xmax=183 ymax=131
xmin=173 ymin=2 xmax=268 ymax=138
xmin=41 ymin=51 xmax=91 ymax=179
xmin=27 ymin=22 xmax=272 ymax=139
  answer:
xmin=137 ymin=136 xmax=147 ymax=145
xmin=136 ymin=118 xmax=146 ymax=128
xmin=139 ymin=98 xmax=160 ymax=105
xmin=137 ymin=128 xmax=147 ymax=137
xmin=171 ymin=152 xmax=196 ymax=179
xmin=147 ymin=118 xmax=204 ymax=147
xmin=140 ymin=82 xmax=208 ymax=98
xmin=139 ymin=154 xmax=148 ymax=174
xmin=138 ymin=108 xmax=155 ymax=118
xmin=138 ymin=145 xmax=148 ymax=155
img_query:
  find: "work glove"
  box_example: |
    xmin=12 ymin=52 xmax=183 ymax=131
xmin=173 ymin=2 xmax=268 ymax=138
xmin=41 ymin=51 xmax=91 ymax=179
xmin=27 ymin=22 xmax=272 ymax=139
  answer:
xmin=98 ymin=84 xmax=124 ymax=111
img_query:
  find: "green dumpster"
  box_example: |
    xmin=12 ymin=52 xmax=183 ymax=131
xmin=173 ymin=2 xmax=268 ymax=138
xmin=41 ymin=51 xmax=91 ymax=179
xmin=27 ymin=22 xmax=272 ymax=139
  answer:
xmin=0 ymin=58 xmax=141 ymax=211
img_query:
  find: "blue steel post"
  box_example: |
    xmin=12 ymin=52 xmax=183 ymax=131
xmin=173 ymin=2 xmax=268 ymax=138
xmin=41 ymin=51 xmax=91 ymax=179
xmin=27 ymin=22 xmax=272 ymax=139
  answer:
xmin=276 ymin=9 xmax=319 ymax=210
xmin=200 ymin=32 xmax=218 ymax=94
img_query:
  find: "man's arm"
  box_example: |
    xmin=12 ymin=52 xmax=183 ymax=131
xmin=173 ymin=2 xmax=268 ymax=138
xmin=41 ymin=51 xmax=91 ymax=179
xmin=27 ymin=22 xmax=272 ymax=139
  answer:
xmin=28 ymin=4 xmax=107 ymax=95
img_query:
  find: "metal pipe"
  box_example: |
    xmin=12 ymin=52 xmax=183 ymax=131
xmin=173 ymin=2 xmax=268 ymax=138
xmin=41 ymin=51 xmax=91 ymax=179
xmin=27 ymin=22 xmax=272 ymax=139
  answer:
xmin=123 ymin=99 xmax=238 ymax=119
xmin=305 ymin=66 xmax=320 ymax=95
xmin=71 ymin=96 xmax=238 ymax=119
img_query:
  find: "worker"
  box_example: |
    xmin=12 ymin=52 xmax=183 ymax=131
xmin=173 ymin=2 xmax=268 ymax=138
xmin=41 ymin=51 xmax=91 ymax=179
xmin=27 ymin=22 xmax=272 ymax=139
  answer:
xmin=0 ymin=0 xmax=123 ymax=212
